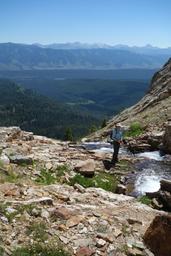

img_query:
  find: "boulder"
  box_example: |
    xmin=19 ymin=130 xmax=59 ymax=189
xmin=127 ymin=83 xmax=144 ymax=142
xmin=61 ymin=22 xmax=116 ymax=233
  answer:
xmin=9 ymin=154 xmax=33 ymax=165
xmin=160 ymin=179 xmax=171 ymax=193
xmin=144 ymin=215 xmax=171 ymax=256
xmin=0 ymin=154 xmax=10 ymax=165
xmin=158 ymin=191 xmax=171 ymax=211
xmin=74 ymin=159 xmax=95 ymax=177
xmin=147 ymin=132 xmax=164 ymax=150
xmin=128 ymin=142 xmax=151 ymax=154
xmin=115 ymin=184 xmax=126 ymax=195
xmin=162 ymin=122 xmax=171 ymax=154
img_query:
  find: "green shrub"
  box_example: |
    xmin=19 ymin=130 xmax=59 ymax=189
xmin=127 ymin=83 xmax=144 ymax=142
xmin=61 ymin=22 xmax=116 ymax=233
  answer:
xmin=69 ymin=172 xmax=118 ymax=192
xmin=0 ymin=247 xmax=4 ymax=256
xmin=26 ymin=221 xmax=48 ymax=242
xmin=138 ymin=195 xmax=152 ymax=206
xmin=55 ymin=165 xmax=70 ymax=177
xmin=124 ymin=122 xmax=143 ymax=137
xmin=12 ymin=242 xmax=70 ymax=256
xmin=35 ymin=169 xmax=56 ymax=185
xmin=35 ymin=165 xmax=70 ymax=185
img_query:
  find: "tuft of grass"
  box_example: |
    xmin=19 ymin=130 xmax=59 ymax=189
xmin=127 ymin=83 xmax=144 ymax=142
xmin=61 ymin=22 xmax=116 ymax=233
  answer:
xmin=35 ymin=169 xmax=56 ymax=185
xmin=138 ymin=195 xmax=152 ymax=206
xmin=35 ymin=165 xmax=70 ymax=185
xmin=0 ymin=247 xmax=4 ymax=256
xmin=12 ymin=242 xmax=70 ymax=256
xmin=26 ymin=221 xmax=48 ymax=242
xmin=69 ymin=172 xmax=118 ymax=192
xmin=124 ymin=122 xmax=143 ymax=138
xmin=5 ymin=169 xmax=22 ymax=183
xmin=0 ymin=203 xmax=40 ymax=223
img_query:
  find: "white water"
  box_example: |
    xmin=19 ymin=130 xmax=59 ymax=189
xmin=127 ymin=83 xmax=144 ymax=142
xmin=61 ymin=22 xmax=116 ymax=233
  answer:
xmin=137 ymin=151 xmax=164 ymax=161
xmin=82 ymin=142 xmax=171 ymax=195
xmin=135 ymin=169 xmax=162 ymax=194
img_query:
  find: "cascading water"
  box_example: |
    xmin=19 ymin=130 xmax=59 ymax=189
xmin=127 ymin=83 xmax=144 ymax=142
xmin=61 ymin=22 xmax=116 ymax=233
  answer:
xmin=82 ymin=142 xmax=171 ymax=196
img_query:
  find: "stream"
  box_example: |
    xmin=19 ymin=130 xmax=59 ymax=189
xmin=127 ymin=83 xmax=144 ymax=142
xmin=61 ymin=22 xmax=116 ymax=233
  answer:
xmin=82 ymin=142 xmax=171 ymax=196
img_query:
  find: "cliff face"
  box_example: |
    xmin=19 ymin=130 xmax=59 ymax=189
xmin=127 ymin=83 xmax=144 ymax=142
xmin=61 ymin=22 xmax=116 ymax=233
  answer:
xmin=91 ymin=58 xmax=171 ymax=140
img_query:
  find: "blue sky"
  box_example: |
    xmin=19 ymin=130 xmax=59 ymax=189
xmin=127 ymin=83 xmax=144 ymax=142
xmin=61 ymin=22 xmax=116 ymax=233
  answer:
xmin=0 ymin=0 xmax=170 ymax=47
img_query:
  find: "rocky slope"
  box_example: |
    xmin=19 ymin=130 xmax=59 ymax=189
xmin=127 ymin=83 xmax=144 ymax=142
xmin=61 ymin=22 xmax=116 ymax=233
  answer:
xmin=89 ymin=58 xmax=171 ymax=143
xmin=0 ymin=127 xmax=164 ymax=256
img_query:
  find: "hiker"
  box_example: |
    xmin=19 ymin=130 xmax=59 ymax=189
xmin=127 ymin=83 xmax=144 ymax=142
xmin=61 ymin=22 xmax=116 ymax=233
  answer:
xmin=109 ymin=123 xmax=124 ymax=166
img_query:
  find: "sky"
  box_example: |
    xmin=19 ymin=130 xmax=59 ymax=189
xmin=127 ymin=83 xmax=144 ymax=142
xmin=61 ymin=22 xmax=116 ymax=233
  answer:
xmin=0 ymin=0 xmax=170 ymax=47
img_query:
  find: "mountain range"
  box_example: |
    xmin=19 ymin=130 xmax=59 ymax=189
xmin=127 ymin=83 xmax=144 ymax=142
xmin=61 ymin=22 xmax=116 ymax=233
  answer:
xmin=34 ymin=42 xmax=171 ymax=55
xmin=0 ymin=43 xmax=170 ymax=70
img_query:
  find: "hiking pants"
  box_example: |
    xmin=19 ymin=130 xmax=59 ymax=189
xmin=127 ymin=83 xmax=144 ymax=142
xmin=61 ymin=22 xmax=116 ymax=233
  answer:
xmin=111 ymin=141 xmax=120 ymax=164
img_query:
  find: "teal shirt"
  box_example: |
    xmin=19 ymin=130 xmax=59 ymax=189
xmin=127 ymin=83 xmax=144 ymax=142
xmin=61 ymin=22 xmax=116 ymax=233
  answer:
xmin=111 ymin=128 xmax=123 ymax=141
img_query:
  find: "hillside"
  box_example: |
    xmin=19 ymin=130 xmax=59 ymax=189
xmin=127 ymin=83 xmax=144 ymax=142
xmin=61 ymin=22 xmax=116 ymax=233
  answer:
xmin=0 ymin=43 xmax=168 ymax=70
xmin=14 ymin=78 xmax=149 ymax=118
xmin=0 ymin=79 xmax=100 ymax=140
xmin=90 ymin=58 xmax=171 ymax=139
xmin=0 ymin=127 xmax=163 ymax=255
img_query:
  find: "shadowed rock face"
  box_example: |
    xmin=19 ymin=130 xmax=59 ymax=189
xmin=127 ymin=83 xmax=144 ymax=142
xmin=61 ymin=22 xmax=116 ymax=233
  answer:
xmin=163 ymin=122 xmax=171 ymax=153
xmin=144 ymin=215 xmax=171 ymax=256
xmin=89 ymin=59 xmax=171 ymax=141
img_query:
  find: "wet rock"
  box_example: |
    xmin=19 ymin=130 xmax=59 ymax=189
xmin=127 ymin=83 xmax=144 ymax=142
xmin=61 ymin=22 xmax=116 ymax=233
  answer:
xmin=147 ymin=132 xmax=164 ymax=150
xmin=162 ymin=121 xmax=171 ymax=154
xmin=159 ymin=191 xmax=171 ymax=211
xmin=74 ymin=159 xmax=95 ymax=177
xmin=144 ymin=215 xmax=171 ymax=256
xmin=151 ymin=198 xmax=163 ymax=210
xmin=116 ymin=184 xmax=126 ymax=195
xmin=160 ymin=179 xmax=171 ymax=193
xmin=128 ymin=142 xmax=151 ymax=154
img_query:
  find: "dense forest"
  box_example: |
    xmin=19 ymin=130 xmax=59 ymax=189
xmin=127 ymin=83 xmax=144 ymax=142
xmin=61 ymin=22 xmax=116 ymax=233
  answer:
xmin=13 ymin=78 xmax=149 ymax=117
xmin=0 ymin=79 xmax=100 ymax=140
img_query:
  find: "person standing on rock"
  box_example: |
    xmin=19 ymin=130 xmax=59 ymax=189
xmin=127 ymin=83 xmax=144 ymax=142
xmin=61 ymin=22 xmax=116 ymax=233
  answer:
xmin=109 ymin=123 xmax=124 ymax=166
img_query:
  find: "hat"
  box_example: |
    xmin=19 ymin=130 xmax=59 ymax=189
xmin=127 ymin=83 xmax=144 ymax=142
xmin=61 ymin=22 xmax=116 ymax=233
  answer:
xmin=115 ymin=123 xmax=122 ymax=127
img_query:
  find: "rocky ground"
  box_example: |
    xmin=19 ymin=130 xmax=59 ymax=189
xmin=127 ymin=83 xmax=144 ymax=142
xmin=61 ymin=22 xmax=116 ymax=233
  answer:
xmin=0 ymin=127 xmax=166 ymax=256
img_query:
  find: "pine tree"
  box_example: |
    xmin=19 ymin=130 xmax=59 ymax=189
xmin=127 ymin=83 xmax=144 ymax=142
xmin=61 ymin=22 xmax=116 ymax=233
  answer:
xmin=101 ymin=118 xmax=107 ymax=128
xmin=64 ymin=128 xmax=73 ymax=141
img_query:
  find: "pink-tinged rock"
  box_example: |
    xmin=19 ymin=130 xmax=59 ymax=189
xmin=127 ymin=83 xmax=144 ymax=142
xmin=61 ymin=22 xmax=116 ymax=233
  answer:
xmin=52 ymin=207 xmax=74 ymax=220
xmin=76 ymin=247 xmax=95 ymax=256
xmin=66 ymin=215 xmax=84 ymax=228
